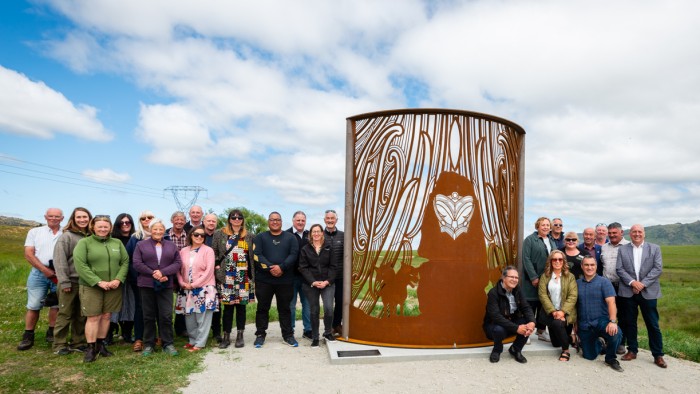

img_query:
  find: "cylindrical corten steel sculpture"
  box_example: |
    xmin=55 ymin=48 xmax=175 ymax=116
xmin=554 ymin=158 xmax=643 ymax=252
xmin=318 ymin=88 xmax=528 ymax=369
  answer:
xmin=342 ymin=109 xmax=525 ymax=348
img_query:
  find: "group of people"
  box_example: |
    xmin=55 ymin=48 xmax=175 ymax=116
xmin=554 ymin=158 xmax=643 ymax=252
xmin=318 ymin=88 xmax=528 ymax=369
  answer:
xmin=484 ymin=217 xmax=667 ymax=372
xmin=17 ymin=206 xmax=346 ymax=362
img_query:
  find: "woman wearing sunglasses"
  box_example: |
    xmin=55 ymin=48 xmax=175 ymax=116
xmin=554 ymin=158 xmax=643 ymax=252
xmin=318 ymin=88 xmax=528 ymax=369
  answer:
xmin=176 ymin=226 xmax=219 ymax=351
xmin=212 ymin=209 xmax=255 ymax=348
xmin=560 ymin=231 xmax=589 ymax=280
xmin=538 ymin=250 xmax=578 ymax=362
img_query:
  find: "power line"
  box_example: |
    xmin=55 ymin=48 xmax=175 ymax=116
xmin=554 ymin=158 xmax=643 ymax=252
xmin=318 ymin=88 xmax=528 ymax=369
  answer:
xmin=0 ymin=168 xmax=168 ymax=199
xmin=0 ymin=154 xmax=163 ymax=193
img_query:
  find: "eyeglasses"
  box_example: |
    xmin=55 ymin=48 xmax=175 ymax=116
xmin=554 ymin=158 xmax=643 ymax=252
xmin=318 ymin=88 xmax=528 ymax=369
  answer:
xmin=505 ymin=275 xmax=519 ymax=280
xmin=596 ymin=223 xmax=607 ymax=227
xmin=94 ymin=215 xmax=111 ymax=221
xmin=551 ymin=258 xmax=564 ymax=262
xmin=230 ymin=216 xmax=243 ymax=220
xmin=565 ymin=238 xmax=577 ymax=242
xmin=552 ymin=224 xmax=563 ymax=227
xmin=140 ymin=216 xmax=154 ymax=221
xmin=192 ymin=233 xmax=206 ymax=238
xmin=120 ymin=221 xmax=132 ymax=226
xmin=269 ymin=218 xmax=281 ymax=222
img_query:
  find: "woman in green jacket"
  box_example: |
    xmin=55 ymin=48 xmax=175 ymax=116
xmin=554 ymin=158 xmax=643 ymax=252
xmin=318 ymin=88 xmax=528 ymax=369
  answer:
xmin=73 ymin=215 xmax=129 ymax=362
xmin=538 ymin=250 xmax=578 ymax=361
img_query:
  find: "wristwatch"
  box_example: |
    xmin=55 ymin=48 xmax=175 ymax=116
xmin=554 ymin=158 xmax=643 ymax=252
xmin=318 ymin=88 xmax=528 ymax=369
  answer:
xmin=609 ymin=319 xmax=617 ymax=324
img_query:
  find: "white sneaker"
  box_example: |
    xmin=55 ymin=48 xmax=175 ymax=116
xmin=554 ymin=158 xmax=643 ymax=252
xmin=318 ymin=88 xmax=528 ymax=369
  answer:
xmin=537 ymin=331 xmax=551 ymax=342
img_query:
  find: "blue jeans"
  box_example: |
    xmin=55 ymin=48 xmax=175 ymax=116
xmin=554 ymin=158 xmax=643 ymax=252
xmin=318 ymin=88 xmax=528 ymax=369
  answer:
xmin=26 ymin=268 xmax=57 ymax=310
xmin=578 ymin=317 xmax=623 ymax=362
xmin=290 ymin=275 xmax=311 ymax=333
xmin=619 ymin=294 xmax=664 ymax=357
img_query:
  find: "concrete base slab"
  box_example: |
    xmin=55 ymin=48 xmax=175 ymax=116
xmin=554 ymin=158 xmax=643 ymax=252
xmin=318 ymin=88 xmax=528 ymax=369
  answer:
xmin=326 ymin=336 xmax=561 ymax=364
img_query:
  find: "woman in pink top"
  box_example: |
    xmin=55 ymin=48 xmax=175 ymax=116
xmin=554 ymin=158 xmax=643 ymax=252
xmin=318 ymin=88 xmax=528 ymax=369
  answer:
xmin=175 ymin=226 xmax=219 ymax=351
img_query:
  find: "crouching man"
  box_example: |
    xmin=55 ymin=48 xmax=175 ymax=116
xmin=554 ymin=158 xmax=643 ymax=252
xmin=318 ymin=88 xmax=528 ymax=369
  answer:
xmin=483 ymin=266 xmax=535 ymax=363
xmin=577 ymin=256 xmax=624 ymax=372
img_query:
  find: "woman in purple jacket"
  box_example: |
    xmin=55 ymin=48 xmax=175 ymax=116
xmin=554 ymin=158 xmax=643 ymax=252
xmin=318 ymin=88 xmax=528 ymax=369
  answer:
xmin=133 ymin=218 xmax=182 ymax=356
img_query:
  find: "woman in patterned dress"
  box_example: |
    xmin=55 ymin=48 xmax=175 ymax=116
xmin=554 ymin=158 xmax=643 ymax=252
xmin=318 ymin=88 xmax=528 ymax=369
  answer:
xmin=212 ymin=209 xmax=255 ymax=348
xmin=175 ymin=226 xmax=218 ymax=352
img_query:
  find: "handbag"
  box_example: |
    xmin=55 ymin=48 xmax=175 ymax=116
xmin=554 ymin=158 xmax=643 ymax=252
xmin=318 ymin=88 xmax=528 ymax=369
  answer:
xmin=43 ymin=290 xmax=58 ymax=307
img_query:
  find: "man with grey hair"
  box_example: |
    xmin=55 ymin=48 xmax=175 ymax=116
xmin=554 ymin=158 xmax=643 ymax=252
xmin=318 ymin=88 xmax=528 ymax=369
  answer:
xmin=600 ymin=222 xmax=629 ymax=355
xmin=184 ymin=205 xmax=204 ymax=232
xmin=18 ymin=208 xmax=64 ymax=350
xmin=549 ymin=218 xmax=565 ymax=249
xmin=595 ymin=223 xmax=609 ymax=246
xmin=616 ymin=224 xmax=666 ymax=368
xmin=287 ymin=211 xmax=311 ymax=340
xmin=324 ymin=209 xmax=345 ymax=336
xmin=165 ymin=211 xmax=187 ymax=251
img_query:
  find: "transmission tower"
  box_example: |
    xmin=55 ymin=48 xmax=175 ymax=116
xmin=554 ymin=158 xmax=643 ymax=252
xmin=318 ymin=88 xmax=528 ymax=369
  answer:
xmin=164 ymin=186 xmax=207 ymax=213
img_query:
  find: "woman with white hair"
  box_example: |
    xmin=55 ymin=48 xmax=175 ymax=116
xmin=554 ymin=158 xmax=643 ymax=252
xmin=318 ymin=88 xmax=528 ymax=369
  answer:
xmin=133 ymin=218 xmax=182 ymax=356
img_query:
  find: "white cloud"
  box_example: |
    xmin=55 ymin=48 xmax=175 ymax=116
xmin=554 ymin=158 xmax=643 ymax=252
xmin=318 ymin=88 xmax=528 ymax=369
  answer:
xmin=82 ymin=168 xmax=131 ymax=183
xmin=36 ymin=0 xmax=700 ymax=231
xmin=0 ymin=66 xmax=111 ymax=141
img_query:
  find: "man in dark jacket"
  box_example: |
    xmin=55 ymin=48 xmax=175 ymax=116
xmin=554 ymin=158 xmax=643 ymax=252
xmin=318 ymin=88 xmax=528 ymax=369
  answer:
xmin=483 ymin=266 xmax=535 ymax=363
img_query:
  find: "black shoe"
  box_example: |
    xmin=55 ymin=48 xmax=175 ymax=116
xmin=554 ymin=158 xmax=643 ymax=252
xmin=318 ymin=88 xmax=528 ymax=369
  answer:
xmin=54 ymin=347 xmax=72 ymax=356
xmin=311 ymin=339 xmax=320 ymax=348
xmin=218 ymin=332 xmax=230 ymax=349
xmin=323 ymin=333 xmax=336 ymax=342
xmin=45 ymin=327 xmax=54 ymax=343
xmin=84 ymin=344 xmax=97 ymax=363
xmin=489 ymin=351 xmax=500 ymax=363
xmin=508 ymin=347 xmax=527 ymax=364
xmin=605 ymin=359 xmax=624 ymax=372
xmin=72 ymin=345 xmax=88 ymax=353
xmin=17 ymin=332 xmax=35 ymax=351
xmin=302 ymin=331 xmax=313 ymax=340
xmin=97 ymin=340 xmax=114 ymax=357
xmin=234 ymin=330 xmax=244 ymax=348
xmin=214 ymin=335 xmax=223 ymax=344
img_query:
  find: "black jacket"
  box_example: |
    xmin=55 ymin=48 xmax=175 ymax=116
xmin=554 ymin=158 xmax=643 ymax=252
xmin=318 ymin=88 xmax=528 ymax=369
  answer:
xmin=483 ymin=280 xmax=535 ymax=332
xmin=298 ymin=241 xmax=339 ymax=285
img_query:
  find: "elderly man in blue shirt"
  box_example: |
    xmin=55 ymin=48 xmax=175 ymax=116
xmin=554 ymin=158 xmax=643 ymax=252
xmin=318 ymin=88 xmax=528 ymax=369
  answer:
xmin=576 ymin=255 xmax=623 ymax=372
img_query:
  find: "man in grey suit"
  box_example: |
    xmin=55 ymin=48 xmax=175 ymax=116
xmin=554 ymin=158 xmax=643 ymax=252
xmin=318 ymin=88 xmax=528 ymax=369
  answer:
xmin=615 ymin=224 xmax=666 ymax=368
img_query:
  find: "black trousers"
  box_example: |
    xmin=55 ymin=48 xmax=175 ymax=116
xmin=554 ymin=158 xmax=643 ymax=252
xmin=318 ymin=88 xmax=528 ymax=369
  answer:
xmin=255 ymin=281 xmax=293 ymax=339
xmin=222 ymin=304 xmax=247 ymax=332
xmin=484 ymin=316 xmax=530 ymax=353
xmin=140 ymin=287 xmax=174 ymax=347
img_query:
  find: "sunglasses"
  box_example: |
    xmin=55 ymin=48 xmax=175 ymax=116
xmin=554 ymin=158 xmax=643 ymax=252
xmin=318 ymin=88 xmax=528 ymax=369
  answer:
xmin=120 ymin=221 xmax=132 ymax=225
xmin=140 ymin=216 xmax=154 ymax=221
xmin=94 ymin=215 xmax=111 ymax=221
xmin=230 ymin=216 xmax=243 ymax=220
xmin=192 ymin=232 xmax=206 ymax=238
xmin=325 ymin=209 xmax=336 ymax=214
xmin=565 ymin=238 xmax=578 ymax=242
xmin=551 ymin=258 xmax=564 ymax=262
xmin=552 ymin=224 xmax=563 ymax=227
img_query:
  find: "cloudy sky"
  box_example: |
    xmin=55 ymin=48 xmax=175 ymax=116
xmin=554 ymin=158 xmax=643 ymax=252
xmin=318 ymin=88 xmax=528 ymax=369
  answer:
xmin=1 ymin=0 xmax=698 ymax=235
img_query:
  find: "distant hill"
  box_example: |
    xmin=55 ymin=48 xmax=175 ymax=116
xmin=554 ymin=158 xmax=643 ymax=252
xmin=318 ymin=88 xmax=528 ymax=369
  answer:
xmin=644 ymin=220 xmax=700 ymax=246
xmin=0 ymin=216 xmax=42 ymax=227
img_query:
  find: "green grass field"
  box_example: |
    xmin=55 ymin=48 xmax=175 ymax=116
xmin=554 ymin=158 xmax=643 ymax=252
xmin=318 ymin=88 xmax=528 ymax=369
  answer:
xmin=1 ymin=226 xmax=698 ymax=393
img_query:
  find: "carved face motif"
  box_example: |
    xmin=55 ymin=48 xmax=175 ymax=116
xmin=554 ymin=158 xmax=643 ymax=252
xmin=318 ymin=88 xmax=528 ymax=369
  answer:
xmin=433 ymin=192 xmax=474 ymax=240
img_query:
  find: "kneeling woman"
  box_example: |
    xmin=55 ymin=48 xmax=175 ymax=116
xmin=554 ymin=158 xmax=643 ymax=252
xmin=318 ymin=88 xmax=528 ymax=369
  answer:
xmin=298 ymin=224 xmax=339 ymax=347
xmin=133 ymin=219 xmax=182 ymax=356
xmin=176 ymin=226 xmax=218 ymax=351
xmin=73 ymin=215 xmax=129 ymax=362
xmin=538 ymin=250 xmax=578 ymax=361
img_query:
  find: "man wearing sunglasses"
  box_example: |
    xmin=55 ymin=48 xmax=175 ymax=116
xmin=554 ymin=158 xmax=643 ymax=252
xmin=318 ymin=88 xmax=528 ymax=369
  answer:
xmin=549 ymin=218 xmax=565 ymax=249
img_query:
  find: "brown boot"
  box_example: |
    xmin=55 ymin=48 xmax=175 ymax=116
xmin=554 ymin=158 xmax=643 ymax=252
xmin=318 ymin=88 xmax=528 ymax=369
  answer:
xmin=234 ymin=330 xmax=244 ymax=348
xmin=218 ymin=332 xmax=230 ymax=349
xmin=97 ymin=338 xmax=113 ymax=357
xmin=17 ymin=331 xmax=35 ymax=351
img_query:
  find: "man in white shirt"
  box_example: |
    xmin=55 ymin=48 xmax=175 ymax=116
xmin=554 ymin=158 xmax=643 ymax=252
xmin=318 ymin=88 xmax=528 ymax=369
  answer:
xmin=18 ymin=208 xmax=64 ymax=351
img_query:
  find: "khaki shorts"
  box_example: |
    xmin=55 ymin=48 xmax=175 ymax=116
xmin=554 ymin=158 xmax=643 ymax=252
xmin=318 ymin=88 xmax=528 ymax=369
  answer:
xmin=79 ymin=284 xmax=122 ymax=316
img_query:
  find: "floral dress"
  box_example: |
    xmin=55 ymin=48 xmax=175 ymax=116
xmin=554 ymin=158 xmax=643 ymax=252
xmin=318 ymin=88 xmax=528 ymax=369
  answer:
xmin=219 ymin=234 xmax=255 ymax=305
xmin=176 ymin=248 xmax=219 ymax=314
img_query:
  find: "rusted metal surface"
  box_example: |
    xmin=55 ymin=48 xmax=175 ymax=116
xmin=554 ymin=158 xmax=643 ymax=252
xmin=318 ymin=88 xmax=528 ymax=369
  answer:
xmin=344 ymin=109 xmax=525 ymax=347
